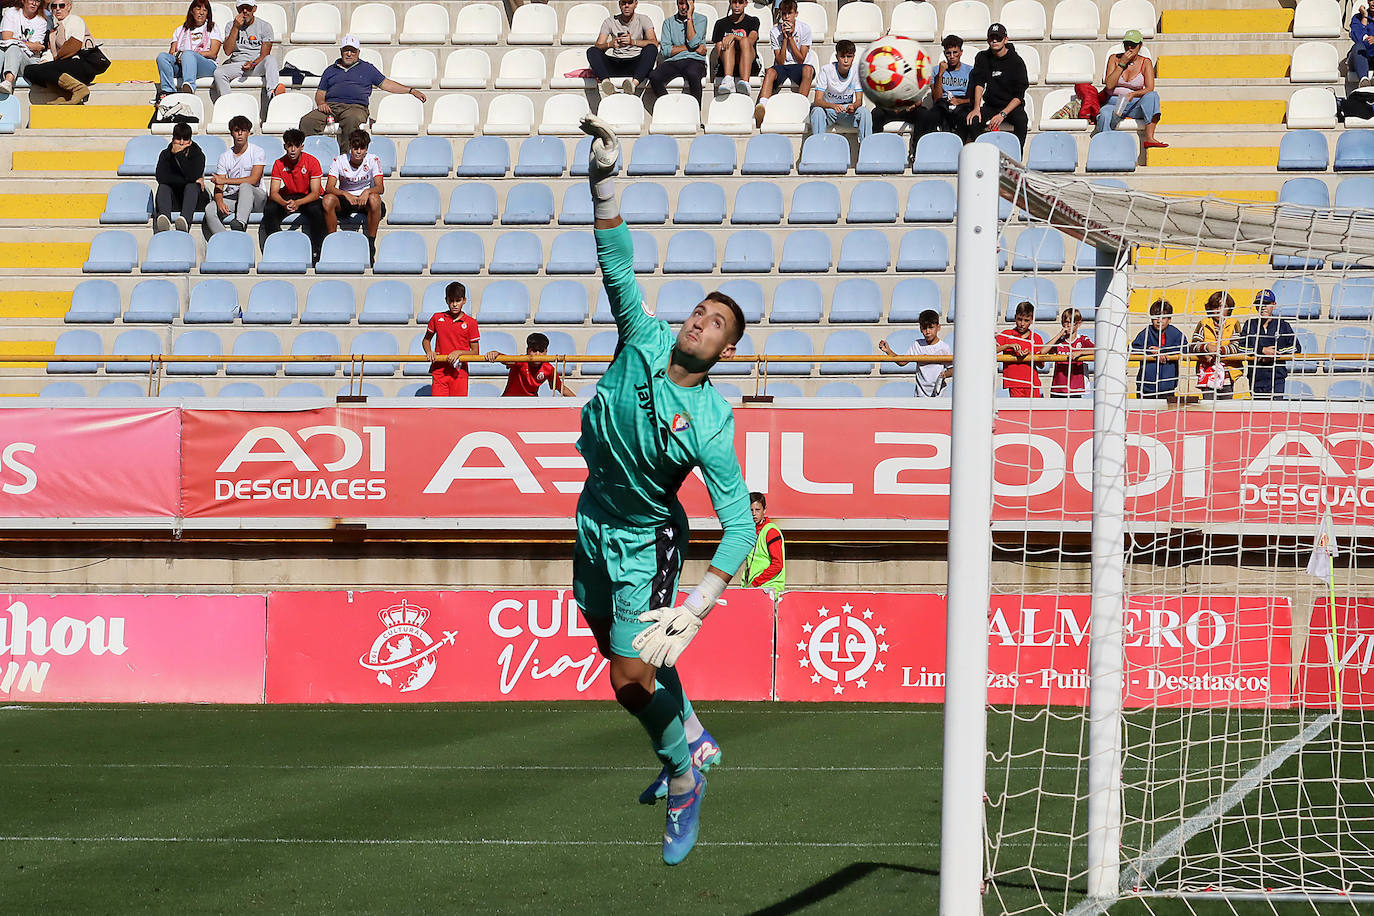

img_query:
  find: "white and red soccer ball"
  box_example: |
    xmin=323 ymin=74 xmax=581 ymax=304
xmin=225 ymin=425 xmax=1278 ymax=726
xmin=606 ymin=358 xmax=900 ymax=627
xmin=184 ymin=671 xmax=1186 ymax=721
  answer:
xmin=859 ymin=34 xmax=934 ymax=108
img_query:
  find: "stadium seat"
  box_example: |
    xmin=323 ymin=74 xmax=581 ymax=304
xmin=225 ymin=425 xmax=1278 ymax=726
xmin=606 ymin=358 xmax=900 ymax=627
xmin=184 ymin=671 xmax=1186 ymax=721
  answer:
xmin=976 ymin=129 xmax=1023 ymax=163
xmin=315 ymin=233 xmax=371 ymax=275
xmin=833 ymin=1 xmax=883 ymax=40
xmin=581 ymin=330 xmax=617 ymax=376
xmin=208 ymin=92 xmax=260 ymax=133
xmin=710 ymin=381 xmax=742 ymax=398
xmin=1002 ymin=0 xmax=1048 ymax=38
xmin=1289 ymin=330 xmax=1322 ymax=372
xmin=83 ymin=231 xmax=139 ymax=274
xmin=262 ymin=91 xmax=311 ymax=133
xmin=117 ymin=135 xmax=165 ymax=177
xmin=1331 ymin=280 xmax=1374 ymax=319
xmin=758 ymin=381 xmax=802 ymax=398
xmin=769 ymin=278 xmax=824 ymax=323
xmin=1006 ymin=277 xmax=1060 ymax=321
xmin=798 ymin=134 xmax=851 ymax=175
xmin=630 ymin=231 xmax=659 ymax=272
xmin=789 ymin=181 xmax=842 ymax=223
xmin=40 ymin=382 xmax=87 ymax=398
xmin=655 ymin=280 xmax=706 ymax=323
xmin=281 ymin=47 xmax=328 ymax=88
xmin=1290 ymin=41 xmax=1339 ymax=82
xmin=705 ymin=94 xmax=756 ymax=134
xmin=838 ymin=230 xmax=891 ymax=272
xmin=829 ymin=278 xmax=884 ymax=323
xmin=663 ymin=231 xmax=717 ymax=273
xmin=1287 ymin=88 xmax=1339 ymax=129
xmin=562 ymin=2 xmax=611 ymax=43
xmin=468 ymin=330 xmax=518 ymax=376
xmin=445 ymin=183 xmax=498 ymax=224
xmin=452 ymin=3 xmax=504 ymax=43
xmin=278 ymin=382 xmax=327 ymax=397
xmin=1046 ymin=43 xmax=1096 ymax=84
xmin=1086 ymin=132 xmax=1138 ymax=171
xmin=1283 ymin=379 xmax=1316 ymax=399
xmin=495 ymin=48 xmax=546 ymax=89
xmin=201 ymin=230 xmax=256 ymax=274
xmin=717 ymin=279 xmax=766 ymax=322
xmin=489 ymin=232 xmax=544 ymax=274
xmin=821 ymin=329 xmax=877 ymax=375
xmin=1012 ymin=228 xmax=1067 ymax=270
xmin=1279 ymin=176 xmax=1331 ymax=209
xmin=1335 ymin=132 xmax=1374 ymax=171
xmin=140 ymin=231 xmax=195 ymax=273
xmin=912 ymin=132 xmax=961 ymax=174
xmin=763 ymin=329 xmax=815 ymax=375
xmin=890 ymin=0 xmax=938 ymax=40
xmin=430 ymin=232 xmax=485 ymax=276
xmin=943 ymin=0 xmax=991 ymax=37
xmin=904 ymin=180 xmax=957 ymax=222
xmin=628 ymin=135 xmax=681 ymax=176
xmin=303 ymin=134 xmax=339 ymax=171
xmin=508 ymin=3 xmax=557 ymax=43
xmin=49 ymin=329 xmax=102 ymax=374
xmin=534 ymin=281 xmax=589 ymax=323
xmin=856 ymin=133 xmax=908 ymax=175
xmin=149 ymin=93 xmax=203 ymax=136
xmin=0 ymin=93 xmax=21 ymax=134
xmin=300 ymin=280 xmax=356 ymax=323
xmin=400 ymin=3 xmax=450 ymax=43
xmin=399 ymin=383 xmax=432 ymax=397
xmin=546 ymin=232 xmax=597 ymax=274
xmin=675 ymin=182 xmax=727 ymax=224
xmin=483 ymin=94 xmax=537 ymax=136
xmin=733 ymin=182 xmax=785 ymax=224
xmin=1106 ymin=0 xmax=1156 ymax=38
xmin=1021 ymin=45 xmax=1043 ymax=84
xmin=846 ymin=181 xmax=900 ymax=224
xmin=429 ymin=94 xmax=482 ymax=135
xmin=100 ymin=183 xmax=154 ymax=224
xmin=1327 ymin=327 xmax=1374 ymax=371
xmin=779 ymin=230 xmax=833 ymax=272
xmin=1050 ymin=0 xmax=1099 ymax=38
xmin=66 ymin=280 xmax=121 ymax=323
xmin=1327 ymin=379 xmax=1374 ymax=400
xmin=558 ymin=184 xmax=594 ymax=225
xmin=400 ymin=136 xmax=454 ymax=178
xmin=1271 ymin=278 xmax=1324 ymax=319
xmin=291 ymin=1 xmax=341 ymax=41
xmin=98 ymin=381 xmax=147 ymax=398
xmin=815 ymin=381 xmax=863 ymax=398
xmin=721 ymin=231 xmax=774 ymax=272
xmin=347 ymin=330 xmax=400 ymax=375
xmin=184 ymin=279 xmax=240 ymax=323
xmin=502 ymin=183 xmax=556 ymax=225
xmin=570 ymin=135 xmax=619 ymax=178
xmin=258 ymin=231 xmax=313 ymax=274
xmin=372 ymin=95 xmax=424 ymax=135
xmin=373 ymin=232 xmax=428 ymax=275
xmin=441 ymin=49 xmax=492 ymax=89
xmin=1027 ymin=132 xmax=1079 ymax=171
xmin=889 ymin=277 xmax=942 ymax=322
xmin=108 ymin=329 xmax=163 ymax=375
xmin=367 ymin=136 xmax=398 ymax=177
xmin=416 ymin=282 xmax=450 ymax=324
xmin=622 ymin=182 xmax=670 ymax=224
xmin=760 ymin=92 xmax=811 ymax=134
xmin=741 ymin=134 xmax=793 ymax=175
xmin=650 ymin=95 xmax=702 ymax=136
xmin=597 ymin=93 xmax=647 ymax=136
xmin=166 ymin=330 xmax=224 ymax=377
xmin=515 ymin=136 xmax=567 ymax=177
xmin=242 ymin=280 xmax=297 ymax=324
xmin=1294 ymin=0 xmax=1343 ymax=37
xmin=896 ymin=229 xmax=950 ymax=271
xmin=286 ymin=331 xmax=342 ymax=376
xmin=685 ymin=135 xmax=738 ymax=175
xmin=1334 ymin=176 xmax=1374 ymax=210
xmin=1068 ymin=277 xmax=1098 ymax=322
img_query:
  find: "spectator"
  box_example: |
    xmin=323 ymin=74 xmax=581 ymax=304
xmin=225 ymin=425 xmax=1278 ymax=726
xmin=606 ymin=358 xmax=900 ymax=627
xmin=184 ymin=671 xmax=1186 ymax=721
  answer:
xmin=260 ymin=127 xmax=326 ymax=264
xmin=1239 ymin=289 xmax=1302 ymax=399
xmin=153 ymin=121 xmax=207 ymax=233
xmin=1129 ymin=298 xmax=1185 ymax=398
xmin=1097 ymin=30 xmax=1167 ymax=149
xmin=21 ymin=0 xmax=97 ymax=105
xmin=299 ymin=35 xmax=426 ymax=153
xmin=587 ymin=0 xmax=658 ymax=97
xmin=154 ymin=0 xmax=221 ymax=105
xmin=322 ymin=128 xmax=385 ymax=264
xmin=1352 ymin=5 xmax=1374 ymax=88
xmin=423 ymin=281 xmax=480 ymax=397
xmin=650 ymin=0 xmax=709 ymax=105
xmin=711 ymin=0 xmax=758 ymax=98
xmin=1045 ymin=308 xmax=1093 ymax=397
xmin=1191 ymin=291 xmax=1242 ymax=399
xmin=754 ymin=0 xmax=816 ymax=128
xmin=211 ymin=0 xmax=281 ymax=103
xmin=965 ymin=22 xmax=1029 ymax=147
xmin=0 ymin=0 xmax=49 ymax=97
xmin=911 ymin=34 xmax=973 ymax=145
xmin=878 ymin=309 xmax=953 ymax=396
xmin=486 ymin=333 xmax=577 ymax=397
xmin=809 ymin=39 xmax=871 ymax=141
xmin=995 ymin=301 xmax=1043 ymax=397
xmin=204 ymin=114 xmax=264 ymax=236
xmin=743 ymin=492 xmax=786 ymax=596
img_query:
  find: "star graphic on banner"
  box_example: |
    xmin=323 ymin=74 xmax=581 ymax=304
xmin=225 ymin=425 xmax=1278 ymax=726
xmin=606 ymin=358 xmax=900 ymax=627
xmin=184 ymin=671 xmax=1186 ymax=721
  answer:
xmin=879 ymin=641 xmax=890 ymax=653
xmin=876 ymin=625 xmax=887 ymax=636
xmin=841 ymin=603 xmax=854 ymax=615
xmin=833 ymin=684 xmax=844 ymax=695
xmin=857 ymin=678 xmax=868 ymax=689
xmin=802 ymin=622 xmax=813 ymax=633
xmin=863 ymin=609 xmax=874 ymax=620
xmin=817 ymin=606 xmax=830 ymax=617
xmin=799 ymin=657 xmax=810 ymax=669
xmin=875 ymin=661 xmax=886 ymax=673
xmin=810 ymin=673 xmax=821 ymax=684
xmin=796 ymin=641 xmax=807 ymax=652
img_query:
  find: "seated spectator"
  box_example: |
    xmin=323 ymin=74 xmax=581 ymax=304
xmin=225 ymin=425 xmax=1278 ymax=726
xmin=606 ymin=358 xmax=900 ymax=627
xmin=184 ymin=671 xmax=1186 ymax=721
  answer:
xmin=1097 ymin=30 xmax=1166 ymax=149
xmin=711 ymin=0 xmax=759 ymax=98
xmin=908 ymin=35 xmax=972 ymax=144
xmin=322 ymin=128 xmax=386 ymax=264
xmin=878 ymin=309 xmax=953 ymax=396
xmin=204 ymin=114 xmax=265 ymax=236
xmin=1129 ymin=298 xmax=1185 ymax=398
xmin=260 ymin=127 xmax=326 ymax=264
xmin=587 ymin=0 xmax=658 ymax=97
xmin=809 ymin=39 xmax=871 ymax=141
xmin=0 ymin=0 xmax=49 ymax=97
xmin=1353 ymin=5 xmax=1374 ymax=88
xmin=650 ymin=0 xmax=709 ymax=105
xmin=1240 ymin=289 xmax=1302 ymax=399
xmin=995 ymin=301 xmax=1043 ymax=397
xmin=754 ymin=0 xmax=816 ymax=128
xmin=487 ymin=333 xmax=577 ymax=397
xmin=1045 ymin=308 xmax=1093 ymax=397
xmin=211 ymin=0 xmax=281 ymax=103
xmin=423 ymin=282 xmax=480 ymax=397
xmin=22 ymin=0 xmax=97 ymax=105
xmin=300 ymin=35 xmax=426 ymax=153
xmin=1191 ymin=291 xmax=1241 ymax=399
xmin=153 ymin=121 xmax=208 ymax=233
xmin=155 ymin=0 xmax=221 ymax=105
xmin=965 ymin=22 xmax=1029 ymax=147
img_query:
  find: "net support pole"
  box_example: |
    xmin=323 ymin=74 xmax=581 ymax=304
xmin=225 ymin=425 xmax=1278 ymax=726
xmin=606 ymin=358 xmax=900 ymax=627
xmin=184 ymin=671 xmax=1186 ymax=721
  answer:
xmin=939 ymin=141 xmax=998 ymax=916
xmin=1085 ymin=245 xmax=1130 ymax=898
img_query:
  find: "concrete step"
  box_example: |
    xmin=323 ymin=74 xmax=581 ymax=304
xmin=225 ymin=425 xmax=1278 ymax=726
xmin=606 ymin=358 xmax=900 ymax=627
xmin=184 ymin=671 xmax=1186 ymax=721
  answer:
xmin=1161 ymin=9 xmax=1295 ymax=34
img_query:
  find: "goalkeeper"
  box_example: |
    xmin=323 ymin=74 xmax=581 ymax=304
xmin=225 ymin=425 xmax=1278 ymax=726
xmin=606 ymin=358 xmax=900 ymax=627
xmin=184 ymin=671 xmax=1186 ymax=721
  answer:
xmin=572 ymin=114 xmax=755 ymax=867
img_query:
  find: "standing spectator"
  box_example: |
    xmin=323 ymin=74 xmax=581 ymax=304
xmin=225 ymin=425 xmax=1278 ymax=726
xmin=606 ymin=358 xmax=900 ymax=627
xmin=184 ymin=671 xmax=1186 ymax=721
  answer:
xmin=995 ymin=301 xmax=1043 ymax=397
xmin=742 ymin=492 xmax=786 ymax=596
xmin=904 ymin=34 xmax=973 ymax=145
xmin=587 ymin=0 xmax=658 ymax=97
xmin=754 ymin=0 xmax=816 ymax=128
xmin=1352 ymin=5 xmax=1374 ymax=88
xmin=0 ymin=0 xmax=49 ymax=97
xmin=423 ymin=282 xmax=480 ymax=397
xmin=1129 ymin=298 xmax=1185 ymax=398
xmin=650 ymin=0 xmax=709 ymax=105
xmin=1239 ymin=289 xmax=1302 ymax=399
xmin=211 ymin=0 xmax=281 ymax=103
xmin=1045 ymin=308 xmax=1093 ymax=397
xmin=299 ymin=35 xmax=426 ymax=153
xmin=486 ymin=333 xmax=578 ymax=397
xmin=965 ymin=23 xmax=1029 ymax=147
xmin=809 ymin=39 xmax=871 ymax=141
xmin=21 ymin=0 xmax=97 ymax=105
xmin=260 ymin=127 xmax=326 ymax=264
xmin=878 ymin=309 xmax=953 ymax=396
xmin=153 ymin=121 xmax=207 ymax=233
xmin=711 ymin=0 xmax=758 ymax=98
xmin=1191 ymin=291 xmax=1242 ymax=399
xmin=204 ymin=114 xmax=264 ymax=236
xmin=154 ymin=0 xmax=221 ymax=104
xmin=322 ymin=128 xmax=386 ymax=264
xmin=1097 ymin=31 xmax=1167 ymax=149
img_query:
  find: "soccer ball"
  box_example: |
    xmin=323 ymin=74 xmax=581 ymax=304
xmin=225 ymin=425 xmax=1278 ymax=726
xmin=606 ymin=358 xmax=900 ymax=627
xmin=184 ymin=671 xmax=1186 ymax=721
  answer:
xmin=859 ymin=35 xmax=934 ymax=109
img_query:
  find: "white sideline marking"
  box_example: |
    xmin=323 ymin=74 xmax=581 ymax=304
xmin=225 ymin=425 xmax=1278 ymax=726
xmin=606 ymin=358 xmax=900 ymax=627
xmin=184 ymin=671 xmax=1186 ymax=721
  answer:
xmin=0 ymin=835 xmax=934 ymax=849
xmin=0 ymin=763 xmax=917 ymax=773
xmin=0 ymin=705 xmax=941 ymax=715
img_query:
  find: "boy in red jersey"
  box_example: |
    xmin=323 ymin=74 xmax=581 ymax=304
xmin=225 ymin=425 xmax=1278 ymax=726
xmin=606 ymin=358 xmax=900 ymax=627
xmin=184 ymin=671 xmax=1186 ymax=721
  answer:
xmin=995 ymin=300 xmax=1043 ymax=397
xmin=486 ymin=332 xmax=577 ymax=397
xmin=422 ymin=281 xmax=480 ymax=396
xmin=1045 ymin=307 xmax=1093 ymax=397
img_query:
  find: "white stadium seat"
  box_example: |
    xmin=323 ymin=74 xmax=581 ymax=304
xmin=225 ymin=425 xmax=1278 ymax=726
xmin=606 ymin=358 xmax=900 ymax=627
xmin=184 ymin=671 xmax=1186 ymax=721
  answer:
xmin=943 ymin=0 xmax=991 ymax=40
xmin=495 ymin=49 xmax=547 ymax=89
xmin=760 ymin=90 xmax=810 ymax=133
xmin=150 ymin=93 xmax=203 ymax=135
xmin=1038 ymin=88 xmax=1088 ymax=130
xmin=1002 ymin=0 xmax=1048 ymax=39
xmin=483 ymin=94 xmax=537 ymax=135
xmin=1021 ymin=45 xmax=1042 ymax=84
xmin=255 ymin=2 xmax=288 ymax=40
xmin=538 ymin=93 xmax=592 ymax=134
xmin=636 ymin=3 xmax=666 ymax=31
xmin=1050 ymin=0 xmax=1100 ymax=40
xmin=208 ymin=92 xmax=260 ymax=133
xmin=441 ymin=49 xmax=492 ymax=89
xmin=372 ymin=95 xmax=425 ymax=135
xmin=649 ymin=94 xmax=702 ymax=135
xmin=399 ymin=3 xmax=450 ymax=44
xmin=281 ymin=48 xmax=328 ymax=88
xmin=1293 ymin=0 xmax=1342 ymax=38
xmin=509 ymin=4 xmax=558 ymax=44
xmin=797 ymin=2 xmax=829 ymax=42
xmin=1290 ymin=41 xmax=1340 ymax=82
xmin=833 ymin=2 xmax=884 ymax=42
xmin=390 ymin=49 xmax=438 ymax=90
xmin=290 ymin=2 xmax=341 ymax=43
xmin=705 ymin=93 xmax=755 ymax=133
xmin=563 ymin=2 xmax=613 ymax=44
xmin=889 ymin=1 xmax=937 ymax=41
xmin=1045 ymin=43 xmax=1097 ymax=84
xmin=359 ymin=47 xmax=384 ymax=71
xmin=348 ymin=3 xmax=396 ymax=43
xmin=1287 ymin=86 xmax=1338 ymax=128
xmin=597 ymin=93 xmax=647 ymax=135
xmin=1106 ymin=0 xmax=1157 ymax=39
xmin=262 ymin=91 xmax=312 ymax=133
xmin=453 ymin=4 xmax=505 ymax=44
xmin=428 ymin=94 xmax=481 ymax=134
xmin=551 ymin=48 xmax=597 ymax=89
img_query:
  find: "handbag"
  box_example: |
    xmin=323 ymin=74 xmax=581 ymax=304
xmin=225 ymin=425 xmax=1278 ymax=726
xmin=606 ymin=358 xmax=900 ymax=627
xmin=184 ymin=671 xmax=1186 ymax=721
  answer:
xmin=77 ymin=44 xmax=111 ymax=75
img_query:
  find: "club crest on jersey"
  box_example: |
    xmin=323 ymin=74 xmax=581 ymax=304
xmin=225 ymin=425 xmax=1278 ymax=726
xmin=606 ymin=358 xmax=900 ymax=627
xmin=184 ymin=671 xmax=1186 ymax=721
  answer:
xmin=671 ymin=413 xmax=691 ymax=433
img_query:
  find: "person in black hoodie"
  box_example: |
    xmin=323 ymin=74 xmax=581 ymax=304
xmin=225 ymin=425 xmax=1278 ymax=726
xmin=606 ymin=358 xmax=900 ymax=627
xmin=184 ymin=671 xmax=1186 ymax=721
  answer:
xmin=965 ymin=22 xmax=1029 ymax=147
xmin=153 ymin=121 xmax=207 ymax=233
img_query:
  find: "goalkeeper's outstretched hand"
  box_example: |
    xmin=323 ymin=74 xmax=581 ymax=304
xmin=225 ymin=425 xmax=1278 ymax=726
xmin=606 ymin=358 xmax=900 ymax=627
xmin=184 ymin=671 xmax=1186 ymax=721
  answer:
xmin=579 ymin=114 xmax=621 ymax=221
xmin=633 ymin=604 xmax=704 ymax=669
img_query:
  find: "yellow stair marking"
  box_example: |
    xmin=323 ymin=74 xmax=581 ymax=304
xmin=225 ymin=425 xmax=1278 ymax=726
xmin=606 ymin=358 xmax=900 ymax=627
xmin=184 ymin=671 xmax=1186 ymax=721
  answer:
xmin=28 ymin=105 xmax=151 ymax=130
xmin=1136 ymin=248 xmax=1269 ymax=267
xmin=1157 ymin=54 xmax=1291 ymax=80
xmin=0 ymin=242 xmax=89 ymax=270
xmin=1146 ymin=146 xmax=1280 ymax=168
xmin=0 ymin=291 xmax=71 ymax=320
xmin=1129 ymin=288 xmax=1261 ymax=316
xmin=0 ymin=393 xmax=40 ymax=397
xmin=85 ymin=15 xmax=181 ymax=39
xmin=0 ymin=194 xmax=104 ymax=220
xmin=1163 ymin=188 xmax=1280 ymax=204
xmin=103 ymin=60 xmax=159 ymax=83
xmin=1161 ymin=100 xmax=1286 ymax=125
xmin=1161 ymin=9 xmax=1293 ymax=33
xmin=12 ymin=150 xmax=122 ymax=172
xmin=0 ymin=340 xmax=57 ymax=369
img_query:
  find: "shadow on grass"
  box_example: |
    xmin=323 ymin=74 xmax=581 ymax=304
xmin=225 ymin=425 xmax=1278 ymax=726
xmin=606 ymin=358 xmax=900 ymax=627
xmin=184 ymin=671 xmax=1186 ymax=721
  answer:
xmin=746 ymin=862 xmax=939 ymax=915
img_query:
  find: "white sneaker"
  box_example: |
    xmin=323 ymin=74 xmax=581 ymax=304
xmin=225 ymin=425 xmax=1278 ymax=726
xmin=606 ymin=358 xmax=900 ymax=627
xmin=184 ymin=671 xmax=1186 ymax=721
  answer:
xmin=1362 ymin=75 xmax=1373 ymax=89
xmin=715 ymin=77 xmax=731 ymax=99
xmin=736 ymin=78 xmax=751 ymax=95
xmin=155 ymin=214 xmax=171 ymax=233
xmin=0 ymin=78 xmax=12 ymax=96
xmin=173 ymin=215 xmax=188 ymax=233
xmin=599 ymin=78 xmax=616 ymax=96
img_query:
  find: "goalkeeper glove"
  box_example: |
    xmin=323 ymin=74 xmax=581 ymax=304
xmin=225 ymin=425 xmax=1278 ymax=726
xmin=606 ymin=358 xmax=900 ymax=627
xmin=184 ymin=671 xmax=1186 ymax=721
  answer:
xmin=631 ymin=575 xmax=727 ymax=669
xmin=579 ymin=113 xmax=621 ymax=222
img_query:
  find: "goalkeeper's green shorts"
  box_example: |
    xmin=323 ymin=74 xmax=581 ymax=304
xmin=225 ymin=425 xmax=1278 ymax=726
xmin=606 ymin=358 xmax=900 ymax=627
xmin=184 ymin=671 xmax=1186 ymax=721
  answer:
xmin=573 ymin=493 xmax=687 ymax=659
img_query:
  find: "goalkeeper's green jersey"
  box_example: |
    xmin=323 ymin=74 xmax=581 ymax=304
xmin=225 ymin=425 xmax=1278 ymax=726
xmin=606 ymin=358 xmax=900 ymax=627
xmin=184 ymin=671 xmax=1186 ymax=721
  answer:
xmin=576 ymin=222 xmax=755 ymax=576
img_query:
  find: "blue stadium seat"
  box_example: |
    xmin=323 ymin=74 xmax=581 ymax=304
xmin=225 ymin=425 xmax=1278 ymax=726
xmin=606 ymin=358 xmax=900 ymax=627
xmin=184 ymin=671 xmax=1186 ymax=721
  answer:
xmin=674 ymin=182 xmax=727 ymax=224
xmin=779 ymin=230 xmax=832 ymax=272
xmin=630 ymin=231 xmax=659 ymax=272
xmin=489 ymin=231 xmax=543 ymax=273
xmin=467 ymin=382 xmax=502 ymax=397
xmin=444 ymin=182 xmax=498 ymax=225
xmin=1281 ymin=378 xmax=1313 ymax=399
xmin=1271 ymin=278 xmax=1323 ymax=319
xmin=1327 ymin=379 xmax=1374 ymax=400
xmin=1331 ymin=280 xmax=1374 ymax=319
xmin=1335 ymin=176 xmax=1374 ymax=211
xmin=763 ymin=329 xmax=814 ymax=375
xmin=258 ymin=231 xmax=313 ymax=273
xmin=140 ymin=231 xmax=196 ymax=273
xmin=166 ymin=330 xmax=223 ymax=376
xmin=1290 ymin=330 xmax=1322 ymax=373
xmin=721 ymin=231 xmax=774 ymax=273
xmin=98 ymin=381 xmax=147 ymax=397
xmin=656 ymin=280 xmax=707 ymax=322
xmin=117 ymin=135 xmax=165 ymax=176
xmin=541 ymin=330 xmax=577 ymax=360
xmin=558 ymin=184 xmax=594 ymax=225
xmin=201 ymin=230 xmax=256 ymax=273
xmin=904 ymin=180 xmax=956 ymax=222
xmin=124 ymin=278 xmax=180 ymax=323
xmin=502 ymin=182 xmax=556 ymax=225
xmin=758 ymin=381 xmax=801 ymax=397
xmin=476 ymin=280 xmax=531 ymax=323
xmin=1279 ymin=176 xmax=1330 ymax=209
xmin=717 ymin=279 xmax=766 ymax=323
xmin=277 ymin=382 xmax=325 ymax=397
xmin=581 ymin=330 xmax=617 ymax=376
xmin=227 ymin=330 xmax=283 ymax=375
xmin=432 ymin=231 xmax=485 ymax=274
xmin=798 ymin=133 xmax=850 ymax=175
xmin=829 ymin=278 xmax=883 ymax=323
xmin=184 ymin=279 xmax=240 ymax=323
xmin=373 ymin=231 xmax=428 ymax=274
xmin=303 ymin=136 xmax=338 ymax=171
xmin=1006 ymin=277 xmax=1060 ymax=321
xmin=889 ymin=277 xmax=942 ymax=322
xmin=66 ymin=280 xmax=122 ymax=323
xmin=403 ymin=333 xmax=429 ymax=376
xmin=418 ymin=282 xmax=452 ymax=324
xmin=399 ymin=383 xmax=431 ymax=397
xmin=711 ymin=381 xmax=741 ymax=398
xmin=546 ymin=232 xmax=597 ymax=274
xmin=514 ymin=136 xmax=567 ymax=177
xmin=470 ymin=330 xmax=518 ymax=376
xmin=1085 ymin=132 xmax=1137 ymax=172
xmin=535 ymin=280 xmax=590 ymax=323
xmin=711 ymin=332 xmax=755 ymax=375
xmin=627 ymin=135 xmax=680 ymax=176
xmin=788 ymin=181 xmax=842 ymax=223
xmin=109 ymin=328 xmax=163 ymax=374
xmin=911 ymin=133 xmax=961 ymax=174
xmin=821 ymin=329 xmax=876 ymax=375
xmin=399 ymin=136 xmax=454 ymax=177
xmin=347 ymin=330 xmax=400 ymax=375
xmin=316 ymin=232 xmax=371 ymax=274
xmin=100 ymin=182 xmax=154 ymax=224
xmin=815 ymin=381 xmax=864 ymax=397
xmin=856 ymin=133 xmax=907 ymax=175
xmin=41 ymin=381 xmax=88 ymax=397
xmin=1012 ymin=228 xmax=1067 ymax=271
xmin=456 ymin=136 xmax=510 ymax=177
xmin=685 ymin=134 xmax=737 ymax=175
xmin=302 ymin=279 xmax=357 ymax=323
xmin=769 ymin=278 xmax=823 ymax=323
xmin=622 ymin=182 xmax=670 ymax=224
xmin=848 ymin=181 xmax=899 ymax=223
xmin=49 ymin=329 xmax=102 ymax=374
xmin=285 ymin=330 xmax=342 ymax=376
xmin=1069 ymin=277 xmax=1098 ymax=322
xmin=369 ymin=136 xmax=398 ymax=176
xmin=0 ymin=94 xmax=18 ymax=134
xmin=360 ymin=280 xmax=416 ymax=324
xmin=1026 ymin=132 xmax=1078 ymax=172
xmin=157 ymin=380 xmax=213 ymax=398
xmin=975 ymin=130 xmax=1021 ymax=161
xmin=1335 ymin=131 xmax=1374 ymax=171
xmin=83 ymin=231 xmax=139 ymax=273
xmin=570 ymin=135 xmax=620 ymax=178
xmin=592 ymin=288 xmax=615 ymax=323
xmin=741 ymin=133 xmax=794 ymax=175
xmin=896 ymin=229 xmax=949 ymax=271
xmin=663 ymin=231 xmax=716 ymax=273
xmin=1278 ymin=130 xmax=1329 ymax=171
xmin=838 ymin=229 xmax=891 ymax=272
xmin=389 ymin=183 xmax=441 ymax=225
xmin=732 ymin=182 xmax=784 ymax=224
xmin=242 ymin=280 xmax=298 ymax=324
xmin=876 ymin=380 xmax=916 ymax=397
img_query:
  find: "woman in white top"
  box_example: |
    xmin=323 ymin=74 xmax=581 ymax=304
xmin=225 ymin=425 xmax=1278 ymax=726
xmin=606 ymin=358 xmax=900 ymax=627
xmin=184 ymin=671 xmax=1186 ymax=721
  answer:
xmin=22 ymin=0 xmax=98 ymax=104
xmin=0 ymin=0 xmax=49 ymax=95
xmin=155 ymin=0 xmax=221 ymax=102
xmin=1096 ymin=29 xmax=1167 ymax=148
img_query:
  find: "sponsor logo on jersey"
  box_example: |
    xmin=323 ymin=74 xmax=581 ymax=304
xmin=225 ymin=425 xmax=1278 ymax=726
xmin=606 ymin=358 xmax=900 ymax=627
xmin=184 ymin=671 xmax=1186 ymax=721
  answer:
xmin=671 ymin=413 xmax=691 ymax=433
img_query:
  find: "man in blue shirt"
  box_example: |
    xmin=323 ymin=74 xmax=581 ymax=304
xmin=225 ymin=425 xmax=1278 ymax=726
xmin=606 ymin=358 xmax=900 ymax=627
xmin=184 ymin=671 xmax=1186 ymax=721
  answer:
xmin=1240 ymin=289 xmax=1302 ymax=399
xmin=873 ymin=34 xmax=972 ymax=163
xmin=1129 ymin=298 xmax=1186 ymax=399
xmin=297 ymin=34 xmax=427 ymax=152
xmin=649 ymin=0 xmax=709 ymax=104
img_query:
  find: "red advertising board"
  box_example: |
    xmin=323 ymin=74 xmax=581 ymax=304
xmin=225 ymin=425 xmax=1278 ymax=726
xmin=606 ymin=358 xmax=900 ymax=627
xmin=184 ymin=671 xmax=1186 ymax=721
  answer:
xmin=265 ymin=589 xmax=774 ymax=702
xmin=1302 ymin=598 xmax=1374 ymax=709
xmin=0 ymin=594 xmax=266 ymax=702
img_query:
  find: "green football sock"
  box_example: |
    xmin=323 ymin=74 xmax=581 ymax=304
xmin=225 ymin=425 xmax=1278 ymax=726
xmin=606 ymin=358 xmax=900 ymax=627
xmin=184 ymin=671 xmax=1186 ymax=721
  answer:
xmin=654 ymin=664 xmax=695 ymax=726
xmin=633 ymin=682 xmax=692 ymax=777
